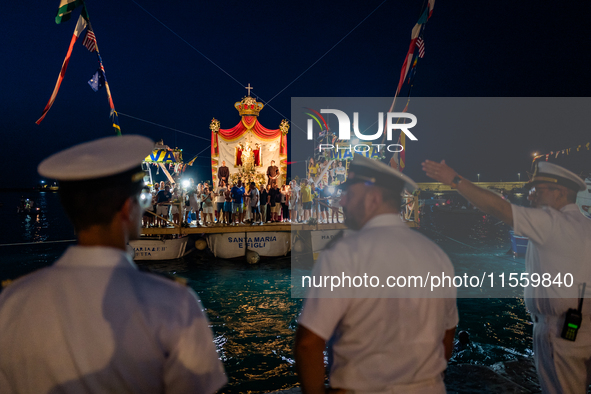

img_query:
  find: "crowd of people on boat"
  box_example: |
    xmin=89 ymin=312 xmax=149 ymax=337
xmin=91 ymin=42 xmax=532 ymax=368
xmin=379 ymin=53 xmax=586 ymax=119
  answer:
xmin=141 ymin=161 xmax=348 ymax=227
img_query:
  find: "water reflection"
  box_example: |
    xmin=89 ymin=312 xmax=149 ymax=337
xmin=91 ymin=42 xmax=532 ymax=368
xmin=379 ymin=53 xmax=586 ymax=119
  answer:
xmin=1 ymin=192 xmax=536 ymax=393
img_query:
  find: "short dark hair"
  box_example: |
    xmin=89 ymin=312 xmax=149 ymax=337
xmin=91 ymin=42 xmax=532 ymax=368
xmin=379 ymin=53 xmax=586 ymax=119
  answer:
xmin=59 ymin=181 xmax=142 ymax=232
xmin=372 ymin=183 xmax=403 ymax=211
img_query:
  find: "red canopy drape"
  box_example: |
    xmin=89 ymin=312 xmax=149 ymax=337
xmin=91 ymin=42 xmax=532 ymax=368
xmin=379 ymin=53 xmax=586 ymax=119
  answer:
xmin=211 ymin=116 xmax=287 ymax=156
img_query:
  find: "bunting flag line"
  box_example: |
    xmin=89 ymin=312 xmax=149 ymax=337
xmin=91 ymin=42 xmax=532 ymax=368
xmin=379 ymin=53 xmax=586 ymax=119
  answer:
xmin=383 ymin=0 xmax=435 ymax=168
xmin=88 ymin=69 xmax=105 ymax=91
xmin=82 ymin=29 xmax=97 ymax=52
xmin=96 ymin=52 xmax=116 ymax=119
xmin=55 ymin=0 xmax=84 ymax=24
xmin=36 ymin=9 xmax=88 ymax=125
xmin=532 ymin=141 xmax=591 ymax=163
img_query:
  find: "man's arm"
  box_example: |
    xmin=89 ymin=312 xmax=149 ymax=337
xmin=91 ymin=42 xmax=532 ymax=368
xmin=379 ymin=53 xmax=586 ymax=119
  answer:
xmin=443 ymin=327 xmax=456 ymax=361
xmin=422 ymin=160 xmax=513 ymax=227
xmin=295 ymin=325 xmax=327 ymax=394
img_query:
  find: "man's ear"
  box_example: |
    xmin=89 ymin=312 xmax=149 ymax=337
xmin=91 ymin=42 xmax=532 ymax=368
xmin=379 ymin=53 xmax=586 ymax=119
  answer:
xmin=119 ymin=196 xmax=134 ymax=223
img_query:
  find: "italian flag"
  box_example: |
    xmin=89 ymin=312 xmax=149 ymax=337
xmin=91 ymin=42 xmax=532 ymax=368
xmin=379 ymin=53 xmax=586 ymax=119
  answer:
xmin=55 ymin=0 xmax=84 ymax=24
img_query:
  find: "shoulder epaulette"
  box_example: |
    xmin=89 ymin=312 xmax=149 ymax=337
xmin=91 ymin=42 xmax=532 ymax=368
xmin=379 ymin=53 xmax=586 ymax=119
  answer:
xmin=138 ymin=266 xmax=188 ymax=286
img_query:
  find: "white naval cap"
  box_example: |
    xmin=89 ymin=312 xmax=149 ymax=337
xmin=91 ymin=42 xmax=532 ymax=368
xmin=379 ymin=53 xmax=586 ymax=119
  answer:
xmin=38 ymin=135 xmax=154 ymax=185
xmin=339 ymin=154 xmax=418 ymax=193
xmin=528 ymin=161 xmax=587 ymax=192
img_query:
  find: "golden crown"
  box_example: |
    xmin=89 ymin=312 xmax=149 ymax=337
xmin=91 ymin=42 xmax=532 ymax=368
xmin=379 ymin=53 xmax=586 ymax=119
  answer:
xmin=235 ymin=96 xmax=264 ymax=116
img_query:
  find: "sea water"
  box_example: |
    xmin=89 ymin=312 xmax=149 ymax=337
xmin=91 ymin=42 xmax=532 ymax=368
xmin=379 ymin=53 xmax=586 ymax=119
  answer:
xmin=0 ymin=191 xmax=532 ymax=393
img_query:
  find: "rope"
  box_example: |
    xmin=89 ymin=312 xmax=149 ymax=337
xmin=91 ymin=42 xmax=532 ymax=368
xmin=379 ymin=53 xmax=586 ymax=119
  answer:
xmin=0 ymin=239 xmax=76 ymax=247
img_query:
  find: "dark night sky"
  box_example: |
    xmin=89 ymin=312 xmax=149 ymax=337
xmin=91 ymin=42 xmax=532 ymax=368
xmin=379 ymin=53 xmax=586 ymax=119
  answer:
xmin=3 ymin=0 xmax=590 ymax=187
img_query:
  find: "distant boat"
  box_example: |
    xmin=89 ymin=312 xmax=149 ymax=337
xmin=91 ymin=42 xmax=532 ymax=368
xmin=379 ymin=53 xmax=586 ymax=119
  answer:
xmin=509 ymin=230 xmax=528 ymax=256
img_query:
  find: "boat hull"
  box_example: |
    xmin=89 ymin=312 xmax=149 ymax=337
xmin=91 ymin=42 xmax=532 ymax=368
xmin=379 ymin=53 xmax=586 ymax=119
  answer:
xmin=206 ymin=231 xmax=291 ymax=259
xmin=129 ymin=236 xmax=194 ymax=260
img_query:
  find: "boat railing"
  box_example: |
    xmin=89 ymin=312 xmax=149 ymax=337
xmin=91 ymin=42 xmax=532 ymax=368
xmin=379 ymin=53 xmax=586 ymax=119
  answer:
xmin=144 ymin=202 xmax=183 ymax=233
xmin=403 ymin=193 xmax=420 ymax=227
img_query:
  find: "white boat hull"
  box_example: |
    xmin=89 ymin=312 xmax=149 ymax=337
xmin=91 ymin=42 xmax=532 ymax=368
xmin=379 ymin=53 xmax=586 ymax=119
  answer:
xmin=310 ymin=229 xmax=352 ymax=260
xmin=129 ymin=236 xmax=193 ymax=260
xmin=206 ymin=231 xmax=291 ymax=259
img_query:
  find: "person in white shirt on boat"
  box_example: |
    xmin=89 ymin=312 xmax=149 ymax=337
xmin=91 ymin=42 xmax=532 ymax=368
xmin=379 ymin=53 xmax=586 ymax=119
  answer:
xmin=289 ymin=180 xmax=299 ymax=223
xmin=215 ymin=180 xmax=227 ymax=224
xmin=422 ymin=159 xmax=591 ymax=394
xmin=296 ymin=154 xmax=457 ymax=394
xmin=201 ymin=186 xmax=214 ymax=226
xmin=0 ymin=135 xmax=227 ymax=394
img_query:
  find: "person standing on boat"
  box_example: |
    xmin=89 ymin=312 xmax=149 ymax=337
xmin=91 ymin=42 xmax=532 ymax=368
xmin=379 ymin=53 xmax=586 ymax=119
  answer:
xmin=248 ymin=182 xmax=261 ymax=224
xmin=301 ymin=179 xmax=312 ymax=222
xmin=150 ymin=182 xmax=159 ymax=227
xmin=295 ymin=154 xmax=457 ymax=394
xmin=201 ymin=186 xmax=214 ymax=226
xmin=215 ymin=180 xmax=227 ymax=224
xmin=335 ymin=161 xmax=346 ymax=184
xmin=422 ymin=159 xmax=590 ymax=394
xmin=0 ymin=135 xmax=227 ymax=394
xmin=231 ymin=180 xmax=245 ymax=225
xmin=156 ymin=183 xmax=172 ymax=227
xmin=289 ymin=180 xmax=299 ymax=223
xmin=260 ymin=183 xmax=269 ymax=224
xmin=269 ymin=182 xmax=281 ymax=222
xmin=267 ymin=160 xmax=280 ymax=187
xmin=217 ymin=160 xmax=229 ymax=186
xmin=223 ymin=182 xmax=233 ymax=225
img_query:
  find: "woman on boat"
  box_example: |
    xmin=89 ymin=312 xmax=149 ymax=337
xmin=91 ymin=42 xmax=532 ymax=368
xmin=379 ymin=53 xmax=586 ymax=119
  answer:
xmin=216 ymin=180 xmax=227 ymax=224
xmin=223 ymin=182 xmax=233 ymax=225
xmin=308 ymin=157 xmax=318 ymax=181
xmin=201 ymin=186 xmax=214 ymax=225
xmin=170 ymin=185 xmax=181 ymax=226
xmin=289 ymin=180 xmax=299 ymax=223
xmin=280 ymin=184 xmax=289 ymax=222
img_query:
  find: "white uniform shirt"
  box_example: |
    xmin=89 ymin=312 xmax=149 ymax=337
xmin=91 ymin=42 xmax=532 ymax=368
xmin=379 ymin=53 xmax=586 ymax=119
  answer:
xmin=0 ymin=246 xmax=226 ymax=394
xmin=299 ymin=214 xmax=457 ymax=392
xmin=512 ymin=203 xmax=591 ymax=316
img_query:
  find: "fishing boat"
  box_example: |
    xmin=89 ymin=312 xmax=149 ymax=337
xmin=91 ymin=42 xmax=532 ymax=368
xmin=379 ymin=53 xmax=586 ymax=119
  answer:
xmin=132 ymin=140 xmax=196 ymax=261
xmin=16 ymin=198 xmax=41 ymax=216
xmin=129 ymin=235 xmax=194 ymax=260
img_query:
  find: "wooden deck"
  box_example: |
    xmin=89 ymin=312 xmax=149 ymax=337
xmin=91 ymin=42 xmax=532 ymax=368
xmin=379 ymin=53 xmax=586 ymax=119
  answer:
xmin=141 ymin=219 xmax=417 ymax=236
xmin=141 ymin=222 xmax=348 ymax=236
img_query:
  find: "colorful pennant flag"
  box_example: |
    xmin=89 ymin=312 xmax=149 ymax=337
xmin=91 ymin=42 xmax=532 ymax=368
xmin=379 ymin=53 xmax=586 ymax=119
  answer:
xmin=111 ymin=110 xmax=121 ymax=136
xmin=55 ymin=0 xmax=84 ymax=24
xmin=417 ymin=37 xmax=425 ymax=58
xmin=88 ymin=69 xmax=104 ymax=91
xmin=36 ymin=9 xmax=88 ymax=125
xmin=82 ymin=29 xmax=97 ymax=52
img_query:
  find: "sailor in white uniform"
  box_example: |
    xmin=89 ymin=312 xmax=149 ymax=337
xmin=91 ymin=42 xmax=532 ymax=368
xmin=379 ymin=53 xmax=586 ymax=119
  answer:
xmin=295 ymin=155 xmax=458 ymax=394
xmin=422 ymin=159 xmax=591 ymax=394
xmin=0 ymin=135 xmax=227 ymax=394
